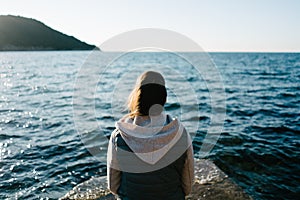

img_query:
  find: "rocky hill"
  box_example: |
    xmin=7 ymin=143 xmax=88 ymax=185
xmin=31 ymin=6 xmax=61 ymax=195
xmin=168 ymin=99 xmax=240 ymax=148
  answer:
xmin=0 ymin=15 xmax=98 ymax=51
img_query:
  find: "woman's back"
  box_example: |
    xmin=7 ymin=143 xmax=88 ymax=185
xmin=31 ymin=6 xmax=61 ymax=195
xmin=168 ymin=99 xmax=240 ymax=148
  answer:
xmin=114 ymin=130 xmax=186 ymax=200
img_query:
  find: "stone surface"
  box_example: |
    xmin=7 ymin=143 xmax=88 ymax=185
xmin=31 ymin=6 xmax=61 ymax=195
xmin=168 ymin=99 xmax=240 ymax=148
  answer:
xmin=60 ymin=159 xmax=252 ymax=200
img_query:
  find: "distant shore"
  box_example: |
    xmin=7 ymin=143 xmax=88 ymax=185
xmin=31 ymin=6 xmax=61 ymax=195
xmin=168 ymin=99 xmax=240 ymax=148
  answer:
xmin=0 ymin=47 xmax=100 ymax=51
xmin=0 ymin=15 xmax=98 ymax=51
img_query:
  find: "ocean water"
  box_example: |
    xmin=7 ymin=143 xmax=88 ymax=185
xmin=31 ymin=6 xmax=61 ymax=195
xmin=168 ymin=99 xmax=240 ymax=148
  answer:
xmin=0 ymin=51 xmax=299 ymax=199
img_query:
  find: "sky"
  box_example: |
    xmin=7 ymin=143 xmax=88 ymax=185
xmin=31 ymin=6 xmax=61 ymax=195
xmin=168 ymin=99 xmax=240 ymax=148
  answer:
xmin=1 ymin=0 xmax=300 ymax=52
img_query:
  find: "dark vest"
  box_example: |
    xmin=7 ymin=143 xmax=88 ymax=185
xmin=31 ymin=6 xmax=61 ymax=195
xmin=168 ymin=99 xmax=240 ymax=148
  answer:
xmin=113 ymin=131 xmax=188 ymax=200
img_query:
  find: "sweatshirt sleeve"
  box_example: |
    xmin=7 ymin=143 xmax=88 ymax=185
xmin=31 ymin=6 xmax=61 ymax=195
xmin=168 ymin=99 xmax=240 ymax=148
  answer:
xmin=181 ymin=144 xmax=194 ymax=196
xmin=107 ymin=130 xmax=121 ymax=195
xmin=107 ymin=166 xmax=121 ymax=194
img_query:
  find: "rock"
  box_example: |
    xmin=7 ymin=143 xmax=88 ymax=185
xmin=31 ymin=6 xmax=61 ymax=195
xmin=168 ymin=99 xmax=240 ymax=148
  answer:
xmin=59 ymin=176 xmax=111 ymax=200
xmin=186 ymin=160 xmax=252 ymax=200
xmin=60 ymin=159 xmax=252 ymax=200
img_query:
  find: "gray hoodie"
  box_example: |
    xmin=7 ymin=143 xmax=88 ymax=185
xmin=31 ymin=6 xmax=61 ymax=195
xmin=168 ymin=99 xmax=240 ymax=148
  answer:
xmin=107 ymin=113 xmax=194 ymax=197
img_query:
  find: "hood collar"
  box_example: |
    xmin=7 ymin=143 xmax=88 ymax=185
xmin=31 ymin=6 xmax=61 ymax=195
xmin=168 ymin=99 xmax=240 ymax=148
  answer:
xmin=115 ymin=113 xmax=184 ymax=164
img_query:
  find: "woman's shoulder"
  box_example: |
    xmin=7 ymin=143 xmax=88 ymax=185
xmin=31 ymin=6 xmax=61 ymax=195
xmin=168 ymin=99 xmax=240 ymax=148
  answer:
xmin=111 ymin=129 xmax=119 ymax=139
xmin=111 ymin=128 xmax=133 ymax=153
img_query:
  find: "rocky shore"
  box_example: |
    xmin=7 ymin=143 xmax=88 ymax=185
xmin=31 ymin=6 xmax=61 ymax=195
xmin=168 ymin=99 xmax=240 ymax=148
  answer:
xmin=60 ymin=159 xmax=252 ymax=200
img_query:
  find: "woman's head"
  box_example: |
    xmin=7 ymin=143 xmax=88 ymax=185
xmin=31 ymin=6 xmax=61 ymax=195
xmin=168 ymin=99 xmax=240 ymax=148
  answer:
xmin=127 ymin=71 xmax=167 ymax=117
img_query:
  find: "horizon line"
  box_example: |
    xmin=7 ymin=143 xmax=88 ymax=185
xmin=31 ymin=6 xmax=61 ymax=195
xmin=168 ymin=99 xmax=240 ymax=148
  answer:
xmin=0 ymin=50 xmax=299 ymax=53
xmin=98 ymin=50 xmax=300 ymax=53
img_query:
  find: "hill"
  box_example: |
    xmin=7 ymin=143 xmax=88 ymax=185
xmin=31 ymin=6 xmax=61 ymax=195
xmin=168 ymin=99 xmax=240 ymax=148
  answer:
xmin=0 ymin=15 xmax=98 ymax=51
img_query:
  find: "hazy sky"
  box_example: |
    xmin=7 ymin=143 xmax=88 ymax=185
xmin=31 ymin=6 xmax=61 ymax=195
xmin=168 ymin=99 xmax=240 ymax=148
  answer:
xmin=1 ymin=0 xmax=300 ymax=52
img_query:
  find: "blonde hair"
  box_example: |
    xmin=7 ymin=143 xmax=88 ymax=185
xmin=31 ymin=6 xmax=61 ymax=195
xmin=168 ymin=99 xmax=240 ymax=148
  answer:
xmin=127 ymin=71 xmax=167 ymax=117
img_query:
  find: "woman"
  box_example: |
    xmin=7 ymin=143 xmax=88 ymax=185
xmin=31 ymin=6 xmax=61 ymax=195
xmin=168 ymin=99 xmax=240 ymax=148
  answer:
xmin=107 ymin=71 xmax=194 ymax=200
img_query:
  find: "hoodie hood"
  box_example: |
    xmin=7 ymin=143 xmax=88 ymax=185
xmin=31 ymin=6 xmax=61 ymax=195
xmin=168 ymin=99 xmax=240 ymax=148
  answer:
xmin=115 ymin=113 xmax=185 ymax=165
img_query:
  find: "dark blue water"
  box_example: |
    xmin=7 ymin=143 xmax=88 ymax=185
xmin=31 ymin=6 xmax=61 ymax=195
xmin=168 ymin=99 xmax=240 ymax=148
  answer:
xmin=0 ymin=51 xmax=299 ymax=199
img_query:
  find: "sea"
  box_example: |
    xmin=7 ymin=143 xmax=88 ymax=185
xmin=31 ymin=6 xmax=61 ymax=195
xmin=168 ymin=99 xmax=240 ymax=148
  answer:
xmin=0 ymin=51 xmax=299 ymax=200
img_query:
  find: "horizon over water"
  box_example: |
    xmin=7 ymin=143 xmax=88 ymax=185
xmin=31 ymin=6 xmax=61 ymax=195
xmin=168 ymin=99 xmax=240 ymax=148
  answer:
xmin=0 ymin=51 xmax=299 ymax=199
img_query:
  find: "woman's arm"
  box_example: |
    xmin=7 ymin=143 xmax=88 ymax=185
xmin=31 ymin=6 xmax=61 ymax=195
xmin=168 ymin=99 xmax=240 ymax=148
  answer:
xmin=107 ymin=167 xmax=121 ymax=194
xmin=107 ymin=129 xmax=121 ymax=194
xmin=181 ymin=145 xmax=194 ymax=195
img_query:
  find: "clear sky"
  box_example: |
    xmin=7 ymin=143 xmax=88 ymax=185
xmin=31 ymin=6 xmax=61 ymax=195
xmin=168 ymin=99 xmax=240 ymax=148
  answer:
xmin=1 ymin=0 xmax=300 ymax=52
